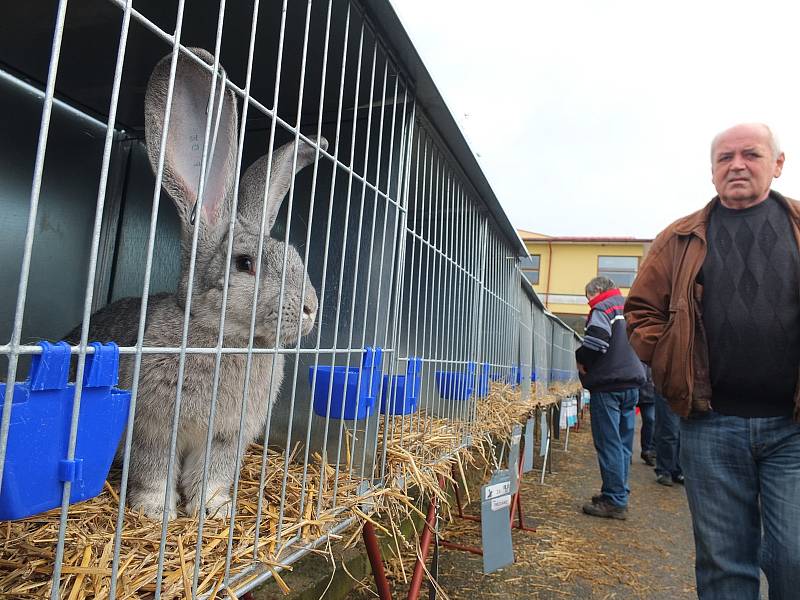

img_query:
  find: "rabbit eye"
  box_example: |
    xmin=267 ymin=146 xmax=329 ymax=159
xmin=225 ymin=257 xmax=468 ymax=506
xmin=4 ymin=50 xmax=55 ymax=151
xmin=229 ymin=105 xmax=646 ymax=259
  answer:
xmin=235 ymin=255 xmax=255 ymax=275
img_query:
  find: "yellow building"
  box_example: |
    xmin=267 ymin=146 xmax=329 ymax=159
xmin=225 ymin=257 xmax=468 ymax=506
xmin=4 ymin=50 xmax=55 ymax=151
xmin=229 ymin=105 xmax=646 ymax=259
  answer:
xmin=517 ymin=230 xmax=653 ymax=333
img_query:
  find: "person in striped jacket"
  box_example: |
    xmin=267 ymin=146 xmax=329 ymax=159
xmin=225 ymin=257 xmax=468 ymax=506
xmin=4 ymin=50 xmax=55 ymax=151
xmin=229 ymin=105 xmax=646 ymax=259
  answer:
xmin=576 ymin=276 xmax=645 ymax=519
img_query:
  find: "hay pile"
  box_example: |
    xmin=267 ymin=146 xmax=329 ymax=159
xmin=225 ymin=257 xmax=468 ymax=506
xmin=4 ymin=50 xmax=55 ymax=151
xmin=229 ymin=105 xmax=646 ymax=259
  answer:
xmin=382 ymin=416 xmax=465 ymax=499
xmin=474 ymin=383 xmax=541 ymax=439
xmin=379 ymin=380 xmax=558 ymax=506
xmin=549 ymin=381 xmax=583 ymax=400
xmin=0 ymin=444 xmax=404 ymax=599
xmin=0 ymin=380 xmax=581 ymax=599
xmin=381 ymin=381 xmax=581 ymax=486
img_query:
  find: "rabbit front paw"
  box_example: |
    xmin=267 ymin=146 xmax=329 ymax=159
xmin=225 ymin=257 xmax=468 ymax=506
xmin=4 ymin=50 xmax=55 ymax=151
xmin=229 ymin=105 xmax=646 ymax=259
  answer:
xmin=129 ymin=488 xmax=178 ymax=521
xmin=185 ymin=489 xmax=233 ymax=520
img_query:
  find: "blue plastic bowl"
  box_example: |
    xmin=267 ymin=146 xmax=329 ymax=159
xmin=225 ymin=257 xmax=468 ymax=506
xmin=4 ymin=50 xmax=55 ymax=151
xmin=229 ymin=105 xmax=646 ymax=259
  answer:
xmin=476 ymin=362 xmax=492 ymax=397
xmin=309 ymin=347 xmax=383 ymax=420
xmin=0 ymin=341 xmax=131 ymax=521
xmin=381 ymin=357 xmax=422 ymax=415
xmin=435 ymin=361 xmax=476 ymax=400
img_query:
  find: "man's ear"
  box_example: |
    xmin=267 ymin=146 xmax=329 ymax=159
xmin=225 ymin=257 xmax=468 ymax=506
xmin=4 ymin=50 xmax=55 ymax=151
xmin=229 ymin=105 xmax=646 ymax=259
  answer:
xmin=774 ymin=152 xmax=786 ymax=178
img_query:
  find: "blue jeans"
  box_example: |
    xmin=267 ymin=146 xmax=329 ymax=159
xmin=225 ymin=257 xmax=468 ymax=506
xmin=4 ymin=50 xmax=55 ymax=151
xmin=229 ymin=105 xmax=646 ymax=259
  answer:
xmin=680 ymin=412 xmax=800 ymax=600
xmin=654 ymin=392 xmax=681 ymax=478
xmin=639 ymin=402 xmax=655 ymax=454
xmin=589 ymin=389 xmax=638 ymax=507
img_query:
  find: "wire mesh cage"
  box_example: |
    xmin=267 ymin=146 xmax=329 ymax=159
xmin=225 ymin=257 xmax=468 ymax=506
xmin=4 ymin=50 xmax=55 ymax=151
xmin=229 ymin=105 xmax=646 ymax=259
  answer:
xmin=517 ymin=281 xmax=535 ymax=403
xmin=549 ymin=320 xmax=568 ymax=383
xmin=532 ymin=303 xmax=552 ymax=398
xmin=0 ymin=0 xmax=580 ymax=598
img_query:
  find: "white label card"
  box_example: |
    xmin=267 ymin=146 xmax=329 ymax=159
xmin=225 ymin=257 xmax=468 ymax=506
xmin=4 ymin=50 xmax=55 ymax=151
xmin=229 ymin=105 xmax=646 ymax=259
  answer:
xmin=484 ymin=481 xmax=511 ymax=500
xmin=491 ymin=495 xmax=511 ymax=511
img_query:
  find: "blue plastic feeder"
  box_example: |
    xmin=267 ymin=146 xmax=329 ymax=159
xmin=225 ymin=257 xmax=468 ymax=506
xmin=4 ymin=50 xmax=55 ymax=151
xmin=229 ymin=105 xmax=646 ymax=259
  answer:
xmin=309 ymin=347 xmax=383 ymax=420
xmin=381 ymin=357 xmax=422 ymax=415
xmin=435 ymin=361 xmax=476 ymax=400
xmin=509 ymin=365 xmax=521 ymax=387
xmin=0 ymin=341 xmax=131 ymax=521
xmin=476 ymin=362 xmax=491 ymax=397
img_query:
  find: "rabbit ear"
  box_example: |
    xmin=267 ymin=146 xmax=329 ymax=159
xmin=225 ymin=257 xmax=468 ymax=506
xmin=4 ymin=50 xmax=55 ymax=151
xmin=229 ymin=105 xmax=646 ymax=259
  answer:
xmin=238 ymin=136 xmax=328 ymax=231
xmin=144 ymin=48 xmax=238 ymax=229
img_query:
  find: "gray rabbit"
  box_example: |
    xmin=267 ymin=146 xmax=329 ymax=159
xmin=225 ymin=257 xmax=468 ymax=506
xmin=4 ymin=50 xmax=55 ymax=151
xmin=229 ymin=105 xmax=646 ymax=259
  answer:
xmin=65 ymin=48 xmax=326 ymax=520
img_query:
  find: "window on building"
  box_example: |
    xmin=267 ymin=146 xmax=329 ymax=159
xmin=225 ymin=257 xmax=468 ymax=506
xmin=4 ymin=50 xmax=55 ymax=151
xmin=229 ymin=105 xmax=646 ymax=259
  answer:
xmin=521 ymin=255 xmax=540 ymax=285
xmin=598 ymin=256 xmax=639 ymax=288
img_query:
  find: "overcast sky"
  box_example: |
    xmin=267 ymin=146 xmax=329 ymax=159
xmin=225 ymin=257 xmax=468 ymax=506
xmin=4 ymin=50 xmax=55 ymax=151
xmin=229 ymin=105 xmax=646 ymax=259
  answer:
xmin=390 ymin=0 xmax=800 ymax=238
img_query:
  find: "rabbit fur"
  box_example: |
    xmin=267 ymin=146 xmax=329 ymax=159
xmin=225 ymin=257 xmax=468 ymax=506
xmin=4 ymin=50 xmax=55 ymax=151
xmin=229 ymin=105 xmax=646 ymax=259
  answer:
xmin=65 ymin=48 xmax=327 ymax=520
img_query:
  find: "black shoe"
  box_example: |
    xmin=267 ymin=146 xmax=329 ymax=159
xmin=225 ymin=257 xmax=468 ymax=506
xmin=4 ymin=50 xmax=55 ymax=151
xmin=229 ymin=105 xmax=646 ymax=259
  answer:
xmin=641 ymin=451 xmax=656 ymax=467
xmin=672 ymin=474 xmax=685 ymax=485
xmin=582 ymin=498 xmax=628 ymax=520
xmin=656 ymin=474 xmax=673 ymax=486
xmin=591 ymin=494 xmax=604 ymax=504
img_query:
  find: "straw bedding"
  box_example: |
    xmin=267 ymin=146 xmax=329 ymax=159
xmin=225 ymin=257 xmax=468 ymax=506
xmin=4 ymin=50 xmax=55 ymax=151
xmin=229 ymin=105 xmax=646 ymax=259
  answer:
xmin=0 ymin=443 xmax=373 ymax=599
xmin=0 ymin=381 xmax=580 ymax=598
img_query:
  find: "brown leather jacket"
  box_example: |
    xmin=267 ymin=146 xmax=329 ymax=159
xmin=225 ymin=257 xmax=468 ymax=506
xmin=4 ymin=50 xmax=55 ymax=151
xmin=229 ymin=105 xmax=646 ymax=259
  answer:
xmin=624 ymin=191 xmax=800 ymax=420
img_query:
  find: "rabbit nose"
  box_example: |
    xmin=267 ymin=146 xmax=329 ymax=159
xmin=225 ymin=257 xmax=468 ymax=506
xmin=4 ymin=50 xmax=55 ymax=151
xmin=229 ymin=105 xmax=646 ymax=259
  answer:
xmin=301 ymin=288 xmax=318 ymax=326
xmin=302 ymin=299 xmax=317 ymax=323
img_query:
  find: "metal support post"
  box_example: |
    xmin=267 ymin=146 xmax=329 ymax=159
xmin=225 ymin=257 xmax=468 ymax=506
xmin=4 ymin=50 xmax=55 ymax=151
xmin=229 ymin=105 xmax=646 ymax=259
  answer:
xmin=449 ymin=464 xmax=480 ymax=523
xmin=407 ymin=494 xmax=438 ymax=600
xmin=363 ymin=521 xmax=393 ymax=600
xmin=508 ymin=440 xmax=536 ymax=533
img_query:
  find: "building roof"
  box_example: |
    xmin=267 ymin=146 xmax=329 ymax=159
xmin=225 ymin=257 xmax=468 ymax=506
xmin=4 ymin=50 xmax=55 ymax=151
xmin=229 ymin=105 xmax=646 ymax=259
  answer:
xmin=515 ymin=228 xmax=551 ymax=239
xmin=517 ymin=229 xmax=653 ymax=244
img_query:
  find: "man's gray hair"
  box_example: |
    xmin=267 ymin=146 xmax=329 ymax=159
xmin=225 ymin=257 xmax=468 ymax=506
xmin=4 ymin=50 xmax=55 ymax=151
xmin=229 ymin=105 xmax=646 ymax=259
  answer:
xmin=585 ymin=276 xmax=616 ymax=297
xmin=710 ymin=123 xmax=781 ymax=160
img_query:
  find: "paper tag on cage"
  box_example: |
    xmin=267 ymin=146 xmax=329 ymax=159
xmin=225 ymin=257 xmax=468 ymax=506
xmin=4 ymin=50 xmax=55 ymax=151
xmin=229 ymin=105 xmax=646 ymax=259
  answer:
xmin=508 ymin=423 xmax=523 ymax=494
xmin=490 ymin=495 xmax=511 ymax=511
xmin=523 ymin=417 xmax=535 ymax=473
xmin=484 ymin=480 xmax=511 ymax=500
xmin=539 ymin=411 xmax=549 ymax=456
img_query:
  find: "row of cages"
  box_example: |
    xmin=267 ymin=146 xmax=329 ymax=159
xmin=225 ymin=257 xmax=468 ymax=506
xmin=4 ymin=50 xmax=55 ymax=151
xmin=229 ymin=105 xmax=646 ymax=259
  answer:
xmin=0 ymin=0 xmax=581 ymax=598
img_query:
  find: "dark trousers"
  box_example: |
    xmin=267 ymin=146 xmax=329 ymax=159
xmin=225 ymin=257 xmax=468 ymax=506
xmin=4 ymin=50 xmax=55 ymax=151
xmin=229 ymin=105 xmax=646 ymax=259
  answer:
xmin=639 ymin=402 xmax=655 ymax=454
xmin=654 ymin=392 xmax=681 ymax=478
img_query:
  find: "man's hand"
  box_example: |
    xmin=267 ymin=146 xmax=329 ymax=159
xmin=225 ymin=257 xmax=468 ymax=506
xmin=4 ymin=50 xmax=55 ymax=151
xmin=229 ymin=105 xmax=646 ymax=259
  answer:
xmin=577 ymin=362 xmax=587 ymax=376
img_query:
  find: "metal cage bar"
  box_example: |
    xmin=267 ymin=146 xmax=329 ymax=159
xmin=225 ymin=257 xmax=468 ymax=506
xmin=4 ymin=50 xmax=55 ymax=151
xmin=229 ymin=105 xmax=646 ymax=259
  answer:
xmin=0 ymin=1 xmax=581 ymax=598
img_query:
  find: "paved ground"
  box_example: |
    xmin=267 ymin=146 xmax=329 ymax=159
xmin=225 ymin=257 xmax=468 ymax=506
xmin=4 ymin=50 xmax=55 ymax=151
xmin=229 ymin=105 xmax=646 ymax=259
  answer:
xmin=360 ymin=414 xmax=701 ymax=599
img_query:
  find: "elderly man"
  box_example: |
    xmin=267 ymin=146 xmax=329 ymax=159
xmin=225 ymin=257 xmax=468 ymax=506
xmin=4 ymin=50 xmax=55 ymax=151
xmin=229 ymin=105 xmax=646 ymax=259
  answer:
xmin=625 ymin=123 xmax=800 ymax=599
xmin=576 ymin=276 xmax=645 ymax=520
